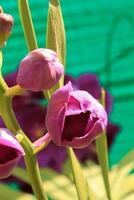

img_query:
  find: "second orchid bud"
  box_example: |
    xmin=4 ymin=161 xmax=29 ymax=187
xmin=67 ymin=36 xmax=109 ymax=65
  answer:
xmin=17 ymin=48 xmax=64 ymax=92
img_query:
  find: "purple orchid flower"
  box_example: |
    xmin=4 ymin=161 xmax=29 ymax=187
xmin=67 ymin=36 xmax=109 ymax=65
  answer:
xmin=46 ymin=82 xmax=107 ymax=148
xmin=0 ymin=72 xmax=119 ymax=171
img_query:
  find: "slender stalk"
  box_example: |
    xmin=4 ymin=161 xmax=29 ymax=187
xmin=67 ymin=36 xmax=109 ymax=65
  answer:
xmin=24 ymin=153 xmax=48 ymax=200
xmin=18 ymin=0 xmax=37 ymax=51
xmin=95 ymin=88 xmax=112 ymax=200
xmin=0 ymin=73 xmax=8 ymax=93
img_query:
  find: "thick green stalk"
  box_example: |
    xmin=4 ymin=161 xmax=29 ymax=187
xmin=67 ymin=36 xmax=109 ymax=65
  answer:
xmin=95 ymin=88 xmax=112 ymax=200
xmin=24 ymin=153 xmax=48 ymax=200
xmin=18 ymin=0 xmax=37 ymax=51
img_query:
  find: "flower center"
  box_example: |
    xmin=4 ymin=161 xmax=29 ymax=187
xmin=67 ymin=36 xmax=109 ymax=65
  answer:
xmin=62 ymin=111 xmax=90 ymax=141
xmin=0 ymin=144 xmax=18 ymax=164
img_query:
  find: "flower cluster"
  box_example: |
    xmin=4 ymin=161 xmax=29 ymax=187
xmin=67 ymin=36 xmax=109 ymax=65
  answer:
xmin=0 ymin=3 xmax=121 ymax=200
xmin=0 ymin=45 xmax=119 ymax=182
xmin=1 ymin=69 xmax=119 ymax=173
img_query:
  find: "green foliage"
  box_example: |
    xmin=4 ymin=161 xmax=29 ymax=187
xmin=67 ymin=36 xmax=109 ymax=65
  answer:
xmin=67 ymin=147 xmax=96 ymax=200
xmin=7 ymin=150 xmax=133 ymax=200
xmin=18 ymin=0 xmax=37 ymax=51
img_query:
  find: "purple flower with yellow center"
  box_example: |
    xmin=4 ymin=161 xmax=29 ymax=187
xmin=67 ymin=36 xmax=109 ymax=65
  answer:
xmin=0 ymin=128 xmax=24 ymax=179
xmin=46 ymin=82 xmax=107 ymax=148
xmin=17 ymin=48 xmax=64 ymax=91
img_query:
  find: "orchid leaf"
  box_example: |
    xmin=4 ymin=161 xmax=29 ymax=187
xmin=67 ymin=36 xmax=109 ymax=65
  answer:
xmin=13 ymin=167 xmax=29 ymax=184
xmin=116 ymin=149 xmax=134 ymax=169
xmin=46 ymin=0 xmax=66 ymax=65
xmin=46 ymin=0 xmax=66 ymax=91
xmin=44 ymin=173 xmax=78 ymax=200
xmin=67 ymin=147 xmax=97 ymax=200
xmin=18 ymin=0 xmax=38 ymax=51
xmin=0 ymin=183 xmax=33 ymax=200
xmin=95 ymin=89 xmax=112 ymax=200
xmin=118 ymin=175 xmax=134 ymax=199
xmin=110 ymin=150 xmax=134 ymax=198
xmin=11 ymin=154 xmax=134 ymax=200
xmin=13 ymin=167 xmax=57 ymax=183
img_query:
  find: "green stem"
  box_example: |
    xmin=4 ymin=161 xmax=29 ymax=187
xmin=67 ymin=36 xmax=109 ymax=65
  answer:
xmin=1 ymin=96 xmax=21 ymax=133
xmin=18 ymin=0 xmax=37 ymax=51
xmin=95 ymin=88 xmax=112 ymax=200
xmin=0 ymin=73 xmax=8 ymax=93
xmin=24 ymin=153 xmax=48 ymax=200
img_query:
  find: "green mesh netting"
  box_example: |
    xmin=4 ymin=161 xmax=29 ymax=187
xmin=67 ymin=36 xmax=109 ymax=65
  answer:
xmin=0 ymin=0 xmax=134 ymax=166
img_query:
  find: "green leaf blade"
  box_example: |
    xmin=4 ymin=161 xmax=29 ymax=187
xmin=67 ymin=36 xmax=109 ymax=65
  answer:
xmin=46 ymin=0 xmax=66 ymax=91
xmin=18 ymin=0 xmax=38 ymax=51
xmin=46 ymin=0 xmax=66 ymax=65
xmin=67 ymin=147 xmax=96 ymax=200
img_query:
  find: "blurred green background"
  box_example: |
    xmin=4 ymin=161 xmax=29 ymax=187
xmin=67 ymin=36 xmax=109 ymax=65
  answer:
xmin=0 ymin=0 xmax=134 ymax=166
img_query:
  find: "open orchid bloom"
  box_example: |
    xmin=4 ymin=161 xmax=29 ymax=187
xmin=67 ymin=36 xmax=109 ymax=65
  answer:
xmin=0 ymin=128 xmax=24 ymax=179
xmin=46 ymin=82 xmax=107 ymax=148
xmin=1 ymin=72 xmax=120 ymax=172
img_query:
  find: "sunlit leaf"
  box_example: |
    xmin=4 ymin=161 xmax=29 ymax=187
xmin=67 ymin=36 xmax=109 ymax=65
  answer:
xmin=46 ymin=0 xmax=66 ymax=65
xmin=44 ymin=173 xmax=78 ymax=200
xmin=118 ymin=175 xmax=134 ymax=199
xmin=0 ymin=183 xmax=33 ymax=200
xmin=110 ymin=150 xmax=134 ymax=199
xmin=67 ymin=147 xmax=97 ymax=200
xmin=46 ymin=0 xmax=66 ymax=91
xmin=116 ymin=149 xmax=134 ymax=169
xmin=9 ymin=152 xmax=134 ymax=200
xmin=13 ymin=167 xmax=29 ymax=184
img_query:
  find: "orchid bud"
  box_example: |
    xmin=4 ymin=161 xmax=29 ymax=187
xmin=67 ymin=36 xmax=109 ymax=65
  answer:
xmin=46 ymin=82 xmax=107 ymax=148
xmin=0 ymin=9 xmax=14 ymax=48
xmin=0 ymin=128 xmax=24 ymax=179
xmin=17 ymin=48 xmax=64 ymax=92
